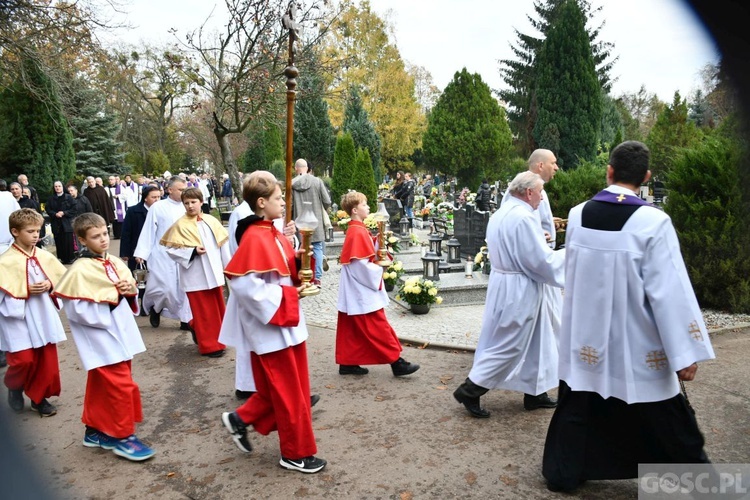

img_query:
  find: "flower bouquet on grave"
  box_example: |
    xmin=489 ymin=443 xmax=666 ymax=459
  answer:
xmin=396 ymin=276 xmax=443 ymax=314
xmin=382 ymin=260 xmax=404 ymax=292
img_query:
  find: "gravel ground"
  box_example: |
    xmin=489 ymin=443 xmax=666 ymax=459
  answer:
xmin=701 ymin=309 xmax=750 ymax=331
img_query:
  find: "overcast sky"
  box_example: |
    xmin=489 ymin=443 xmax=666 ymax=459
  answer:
xmin=106 ymin=0 xmax=719 ymax=103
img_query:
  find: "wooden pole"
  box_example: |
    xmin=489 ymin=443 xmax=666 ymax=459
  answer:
xmin=283 ymin=7 xmax=299 ymax=224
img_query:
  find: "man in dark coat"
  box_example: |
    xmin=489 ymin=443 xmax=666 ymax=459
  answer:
xmin=120 ymin=185 xmax=161 ymax=272
xmin=82 ymin=176 xmax=115 ymax=228
xmin=476 ymin=179 xmax=492 ymax=212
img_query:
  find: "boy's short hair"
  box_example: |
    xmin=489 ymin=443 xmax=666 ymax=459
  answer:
xmin=242 ymin=171 xmax=281 ymax=211
xmin=181 ymin=187 xmax=203 ymax=203
xmin=9 ymin=208 xmax=43 ymax=232
xmin=340 ymin=191 xmax=367 ymax=215
xmin=73 ymin=213 xmax=107 ymax=239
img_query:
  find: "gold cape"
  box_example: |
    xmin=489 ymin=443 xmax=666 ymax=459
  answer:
xmin=0 ymin=244 xmax=68 ymax=299
xmin=159 ymin=214 xmax=229 ymax=249
xmin=52 ymin=254 xmax=136 ymax=304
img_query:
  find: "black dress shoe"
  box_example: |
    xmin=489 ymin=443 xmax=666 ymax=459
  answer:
xmin=391 ymin=357 xmax=420 ymax=377
xmin=149 ymin=308 xmax=161 ymax=328
xmin=180 ymin=322 xmax=190 ymax=331
xmin=339 ymin=365 xmax=369 ymax=375
xmin=453 ymin=390 xmax=490 ymax=418
xmin=235 ymin=389 xmax=255 ymax=400
xmin=185 ymin=324 xmax=197 ymax=344
xmin=8 ymin=389 xmax=24 ymax=412
xmin=0 ymin=350 xmax=6 ymax=368
xmin=310 ymin=394 xmax=321 ymax=407
xmin=203 ymin=349 xmax=225 ymax=358
xmin=523 ymin=392 xmax=557 ymax=411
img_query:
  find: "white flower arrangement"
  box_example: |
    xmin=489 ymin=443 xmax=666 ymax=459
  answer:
xmin=396 ymin=276 xmax=443 ymax=306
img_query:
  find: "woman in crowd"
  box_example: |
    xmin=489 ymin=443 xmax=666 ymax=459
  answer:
xmin=45 ymin=181 xmax=77 ymax=264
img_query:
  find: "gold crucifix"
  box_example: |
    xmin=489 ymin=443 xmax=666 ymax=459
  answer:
xmin=616 ymin=194 xmax=626 ymax=202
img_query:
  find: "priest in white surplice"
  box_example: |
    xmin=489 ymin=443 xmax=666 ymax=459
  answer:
xmin=542 ymin=141 xmax=715 ymax=493
xmin=134 ymin=177 xmax=191 ymax=328
xmin=453 ymin=171 xmax=565 ymax=418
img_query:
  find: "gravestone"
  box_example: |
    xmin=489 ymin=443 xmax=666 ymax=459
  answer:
xmin=470 ymin=209 xmax=490 ymax=257
xmin=453 ymin=207 xmax=470 ymax=256
xmin=382 ymin=198 xmax=404 ymax=229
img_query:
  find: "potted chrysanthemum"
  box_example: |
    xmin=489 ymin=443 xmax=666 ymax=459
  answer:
xmin=396 ymin=276 xmax=443 ymax=314
xmin=383 ymin=260 xmax=404 ymax=292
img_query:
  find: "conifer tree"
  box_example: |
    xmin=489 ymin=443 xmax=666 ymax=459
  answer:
xmin=243 ymin=122 xmax=284 ymax=172
xmin=499 ymin=0 xmax=615 ymax=157
xmin=533 ymin=0 xmax=602 ymax=168
xmin=331 ymin=133 xmax=356 ymax=206
xmin=0 ymin=59 xmax=75 ymax=196
xmin=294 ymin=70 xmax=334 ymax=174
xmin=343 ymin=86 xmax=382 ymax=183
xmin=352 ymin=148 xmax=377 ymax=211
xmin=423 ymin=68 xmax=513 ymax=187
xmin=646 ymin=91 xmax=703 ymax=177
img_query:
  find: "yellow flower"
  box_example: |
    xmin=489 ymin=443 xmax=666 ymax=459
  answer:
xmin=336 ymin=210 xmax=347 ymax=219
xmin=388 ymin=236 xmax=398 ymax=244
xmin=393 ymin=262 xmax=403 ymax=271
xmin=424 ymin=280 xmax=433 ymax=288
xmin=474 ymin=253 xmax=482 ymax=264
xmin=412 ymin=286 xmax=421 ymax=294
xmin=428 ymin=288 xmax=437 ymax=296
xmin=436 ymin=296 xmax=443 ymax=304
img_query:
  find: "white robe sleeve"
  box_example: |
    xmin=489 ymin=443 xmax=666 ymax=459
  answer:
xmin=514 ymin=216 xmax=565 ymax=288
xmin=228 ymin=273 xmax=284 ymax=325
xmin=642 ymin=219 xmax=715 ymax=370
xmin=0 ymin=291 xmax=25 ymax=320
xmin=64 ymin=299 xmax=112 ymax=330
xmin=165 ymin=246 xmax=196 ymax=269
xmin=345 ymin=258 xmax=383 ymax=292
xmin=134 ymin=205 xmax=158 ymax=260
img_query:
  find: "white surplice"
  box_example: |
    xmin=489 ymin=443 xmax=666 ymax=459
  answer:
xmin=559 ymin=185 xmax=715 ymax=404
xmin=0 ymin=259 xmax=66 ymax=352
xmin=133 ymin=198 xmax=191 ymax=322
xmin=62 ymin=298 xmax=146 ymax=371
xmin=468 ymin=196 xmax=565 ymax=395
xmin=337 ymin=258 xmax=389 ymax=315
xmin=165 ymin=221 xmax=231 ymax=291
xmin=227 ymin=201 xmax=252 ymax=255
xmin=219 ymin=272 xmax=308 ymax=356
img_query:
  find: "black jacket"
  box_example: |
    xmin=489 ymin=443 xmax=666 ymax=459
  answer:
xmin=45 ymin=193 xmax=76 ymax=233
xmin=476 ymin=182 xmax=491 ymax=211
xmin=120 ymin=201 xmax=149 ymax=260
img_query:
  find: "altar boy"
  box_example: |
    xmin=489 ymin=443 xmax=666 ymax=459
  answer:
xmin=0 ymin=209 xmax=67 ymax=416
xmin=53 ymin=213 xmax=154 ymax=462
xmin=160 ymin=187 xmax=230 ymax=358
xmin=335 ymin=191 xmax=419 ymax=377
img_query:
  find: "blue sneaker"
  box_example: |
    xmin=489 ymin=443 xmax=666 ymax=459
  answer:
xmin=82 ymin=429 xmax=119 ymax=449
xmin=111 ymin=435 xmax=156 ymax=462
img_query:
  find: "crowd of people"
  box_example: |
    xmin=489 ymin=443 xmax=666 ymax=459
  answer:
xmin=0 ymin=143 xmax=719 ymax=490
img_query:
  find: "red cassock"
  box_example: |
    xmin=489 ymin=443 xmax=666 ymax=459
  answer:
xmin=226 ymin=220 xmax=316 ymax=459
xmin=336 ymin=221 xmax=401 ymax=365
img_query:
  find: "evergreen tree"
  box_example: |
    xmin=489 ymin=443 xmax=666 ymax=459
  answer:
xmin=665 ymin=130 xmax=750 ymax=313
xmin=0 ymin=59 xmax=75 ymax=197
xmin=352 ymin=148 xmax=378 ymax=212
xmin=243 ymin=121 xmax=284 ymax=172
xmin=343 ymin=86 xmax=382 ymax=183
xmin=499 ymin=0 xmax=615 ymax=157
xmin=67 ymin=79 xmax=125 ymax=178
xmin=331 ymin=133 xmax=356 ymax=206
xmin=294 ymin=70 xmax=334 ymax=175
xmin=600 ymin=92 xmax=624 ymax=147
xmin=533 ymin=0 xmax=602 ymax=168
xmin=422 ymin=69 xmax=514 ymax=187
xmin=646 ymin=91 xmax=702 ymax=177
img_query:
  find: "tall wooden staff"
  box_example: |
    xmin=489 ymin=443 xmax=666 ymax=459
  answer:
xmin=282 ymin=3 xmax=300 ymax=224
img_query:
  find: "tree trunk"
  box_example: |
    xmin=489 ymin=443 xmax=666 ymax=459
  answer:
xmin=213 ymin=127 xmax=242 ymax=204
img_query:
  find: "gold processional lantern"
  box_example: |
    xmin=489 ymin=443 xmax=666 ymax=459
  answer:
xmin=295 ymin=201 xmax=320 ymax=297
xmin=374 ymin=202 xmax=392 ymax=268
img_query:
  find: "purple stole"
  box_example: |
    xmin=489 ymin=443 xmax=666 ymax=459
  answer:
xmin=591 ymin=190 xmax=649 ymax=206
xmin=113 ymin=184 xmax=125 ymax=222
